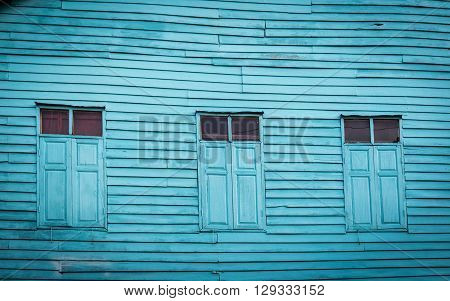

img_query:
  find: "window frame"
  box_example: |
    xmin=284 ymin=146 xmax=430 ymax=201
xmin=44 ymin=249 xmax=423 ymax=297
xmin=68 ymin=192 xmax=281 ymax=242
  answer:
xmin=342 ymin=116 xmax=402 ymax=146
xmin=198 ymin=112 xmax=263 ymax=143
xmin=340 ymin=115 xmax=407 ymax=232
xmin=38 ymin=104 xmax=105 ymax=139
xmin=196 ymin=111 xmax=266 ymax=232
xmin=36 ymin=104 xmax=107 ymax=231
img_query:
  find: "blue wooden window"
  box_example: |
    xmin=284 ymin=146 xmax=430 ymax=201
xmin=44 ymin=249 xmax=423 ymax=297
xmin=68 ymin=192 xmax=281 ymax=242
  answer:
xmin=38 ymin=107 xmax=105 ymax=228
xmin=343 ymin=117 xmax=406 ymax=231
xmin=198 ymin=114 xmax=265 ymax=231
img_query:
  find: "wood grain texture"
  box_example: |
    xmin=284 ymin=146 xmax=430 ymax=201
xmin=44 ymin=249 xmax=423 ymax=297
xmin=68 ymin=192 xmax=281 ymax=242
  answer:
xmin=0 ymin=0 xmax=449 ymax=280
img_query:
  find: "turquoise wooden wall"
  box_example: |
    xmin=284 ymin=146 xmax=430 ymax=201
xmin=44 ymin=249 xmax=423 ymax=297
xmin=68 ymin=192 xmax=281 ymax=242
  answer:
xmin=0 ymin=0 xmax=450 ymax=280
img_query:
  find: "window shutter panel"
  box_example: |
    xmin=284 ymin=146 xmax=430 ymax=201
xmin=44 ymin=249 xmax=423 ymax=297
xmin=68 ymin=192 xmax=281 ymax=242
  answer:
xmin=231 ymin=143 xmax=264 ymax=230
xmin=199 ymin=142 xmax=233 ymax=230
xmin=344 ymin=145 xmax=376 ymax=230
xmin=72 ymin=138 xmax=105 ymax=227
xmin=39 ymin=137 xmax=71 ymax=226
xmin=374 ymin=145 xmax=405 ymax=229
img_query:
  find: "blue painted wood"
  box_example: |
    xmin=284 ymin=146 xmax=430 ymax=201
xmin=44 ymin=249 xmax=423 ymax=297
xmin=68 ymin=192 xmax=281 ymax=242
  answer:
xmin=38 ymin=137 xmax=71 ymax=227
xmin=344 ymin=145 xmax=376 ymax=231
xmin=344 ymin=143 xmax=406 ymax=231
xmin=0 ymin=0 xmax=449 ymax=280
xmin=231 ymin=142 xmax=264 ymax=230
xmin=38 ymin=136 xmax=105 ymax=228
xmin=374 ymin=145 xmax=406 ymax=229
xmin=199 ymin=136 xmax=264 ymax=231
xmin=72 ymin=138 xmax=105 ymax=228
xmin=199 ymin=142 xmax=232 ymax=230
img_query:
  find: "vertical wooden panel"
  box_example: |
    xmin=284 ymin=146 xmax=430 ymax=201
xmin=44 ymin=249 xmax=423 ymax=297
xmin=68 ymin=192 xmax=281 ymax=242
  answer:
xmin=199 ymin=142 xmax=232 ymax=230
xmin=374 ymin=145 xmax=406 ymax=229
xmin=344 ymin=145 xmax=376 ymax=231
xmin=72 ymin=138 xmax=105 ymax=228
xmin=38 ymin=137 xmax=71 ymax=226
xmin=232 ymin=143 xmax=264 ymax=230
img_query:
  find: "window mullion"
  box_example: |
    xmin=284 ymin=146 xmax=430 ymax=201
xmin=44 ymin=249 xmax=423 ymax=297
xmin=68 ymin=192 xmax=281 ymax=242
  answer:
xmin=227 ymin=115 xmax=232 ymax=142
xmin=68 ymin=138 xmax=74 ymax=227
xmin=68 ymin=108 xmax=73 ymax=135
xmin=370 ymin=118 xmax=379 ymax=229
xmin=227 ymin=115 xmax=234 ymax=229
xmin=369 ymin=118 xmax=374 ymax=144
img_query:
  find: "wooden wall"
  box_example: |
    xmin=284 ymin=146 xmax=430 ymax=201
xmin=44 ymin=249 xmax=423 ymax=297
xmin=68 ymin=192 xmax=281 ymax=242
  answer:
xmin=0 ymin=0 xmax=449 ymax=280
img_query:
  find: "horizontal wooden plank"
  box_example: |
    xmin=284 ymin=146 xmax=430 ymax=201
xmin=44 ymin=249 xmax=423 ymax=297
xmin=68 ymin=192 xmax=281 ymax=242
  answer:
xmin=61 ymin=1 xmax=220 ymax=19
xmin=1 ymin=248 xmax=450 ymax=264
xmin=108 ymin=205 xmax=198 ymax=215
xmin=311 ymin=4 xmax=450 ymax=17
xmin=0 ymin=0 xmax=450 ymax=281
xmin=108 ymin=214 xmax=198 ymax=225
xmin=220 ymin=268 xmax=450 ymax=281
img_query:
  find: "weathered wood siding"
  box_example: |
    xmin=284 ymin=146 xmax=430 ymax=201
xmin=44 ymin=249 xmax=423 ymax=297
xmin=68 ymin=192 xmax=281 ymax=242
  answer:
xmin=0 ymin=0 xmax=450 ymax=280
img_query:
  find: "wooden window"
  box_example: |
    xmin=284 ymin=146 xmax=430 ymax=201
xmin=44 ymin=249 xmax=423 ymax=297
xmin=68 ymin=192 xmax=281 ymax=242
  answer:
xmin=342 ymin=117 xmax=405 ymax=232
xmin=73 ymin=110 xmax=103 ymax=136
xmin=198 ymin=114 xmax=264 ymax=231
xmin=41 ymin=109 xmax=69 ymax=135
xmin=374 ymin=119 xmax=400 ymax=143
xmin=200 ymin=116 xmax=228 ymax=141
xmin=39 ymin=138 xmax=105 ymax=228
xmin=344 ymin=117 xmax=400 ymax=144
xmin=38 ymin=106 xmax=105 ymax=229
xmin=200 ymin=115 xmax=261 ymax=142
xmin=232 ymin=116 xmax=260 ymax=141
xmin=344 ymin=119 xmax=370 ymax=143
xmin=40 ymin=108 xmax=103 ymax=137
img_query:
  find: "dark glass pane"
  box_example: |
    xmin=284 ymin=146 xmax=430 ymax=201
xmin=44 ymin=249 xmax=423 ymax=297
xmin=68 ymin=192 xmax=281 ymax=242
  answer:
xmin=41 ymin=109 xmax=69 ymax=135
xmin=344 ymin=119 xmax=370 ymax=143
xmin=73 ymin=110 xmax=102 ymax=136
xmin=374 ymin=119 xmax=399 ymax=143
xmin=232 ymin=116 xmax=260 ymax=141
xmin=201 ymin=116 xmax=228 ymax=141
